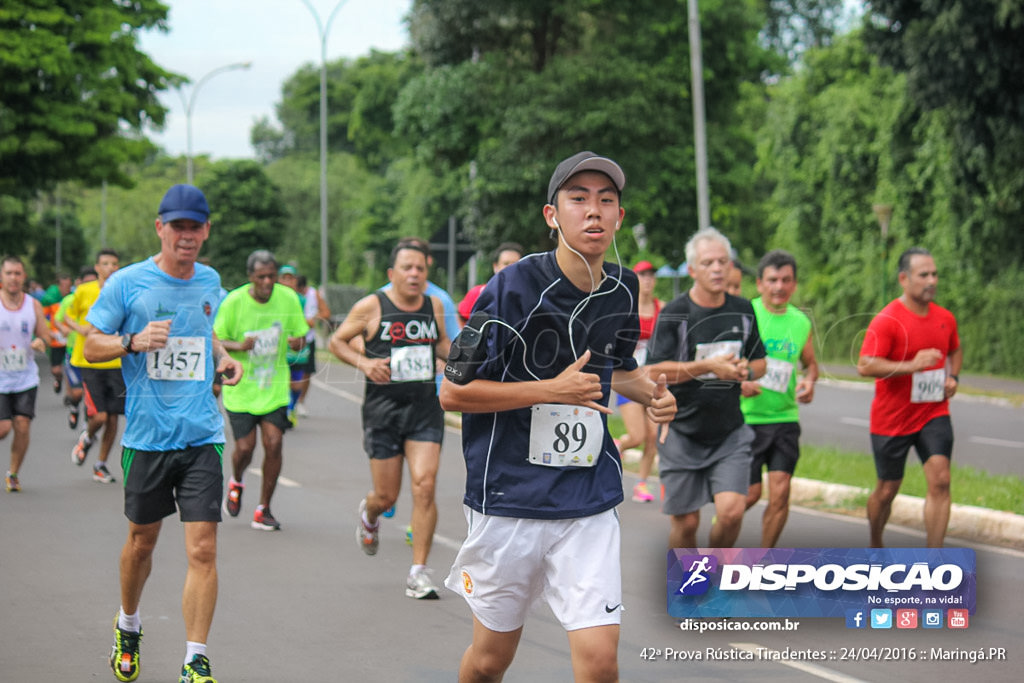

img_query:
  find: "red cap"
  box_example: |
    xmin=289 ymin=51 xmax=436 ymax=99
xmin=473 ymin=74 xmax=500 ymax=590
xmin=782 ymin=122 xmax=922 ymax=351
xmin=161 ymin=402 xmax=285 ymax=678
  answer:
xmin=632 ymin=260 xmax=655 ymax=273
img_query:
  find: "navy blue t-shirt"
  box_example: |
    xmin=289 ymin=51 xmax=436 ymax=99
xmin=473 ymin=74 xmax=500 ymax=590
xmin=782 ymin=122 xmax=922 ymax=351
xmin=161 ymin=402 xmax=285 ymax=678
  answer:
xmin=460 ymin=250 xmax=640 ymax=519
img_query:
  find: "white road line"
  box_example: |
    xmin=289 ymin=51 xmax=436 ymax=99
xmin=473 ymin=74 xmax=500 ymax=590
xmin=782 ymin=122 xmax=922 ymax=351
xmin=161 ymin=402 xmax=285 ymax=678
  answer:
xmin=839 ymin=417 xmax=870 ymax=427
xmin=969 ymin=436 xmax=1024 ymax=449
xmin=313 ymin=376 xmax=462 ymax=434
xmin=244 ymin=468 xmax=301 ymax=488
xmin=730 ymin=643 xmax=868 ymax=682
xmin=392 ymin=523 xmax=463 ymax=551
xmin=311 ymin=378 xmax=363 ymax=403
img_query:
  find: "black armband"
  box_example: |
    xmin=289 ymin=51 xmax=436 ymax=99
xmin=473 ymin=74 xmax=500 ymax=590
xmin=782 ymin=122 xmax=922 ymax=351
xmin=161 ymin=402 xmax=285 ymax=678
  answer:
xmin=444 ymin=312 xmax=489 ymax=385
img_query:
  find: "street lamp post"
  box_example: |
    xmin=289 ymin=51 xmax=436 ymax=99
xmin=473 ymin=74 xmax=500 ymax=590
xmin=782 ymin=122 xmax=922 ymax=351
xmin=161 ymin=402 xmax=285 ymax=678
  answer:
xmin=688 ymin=0 xmax=711 ymax=232
xmin=175 ymin=61 xmax=253 ymax=185
xmin=300 ymin=0 xmax=349 ymax=290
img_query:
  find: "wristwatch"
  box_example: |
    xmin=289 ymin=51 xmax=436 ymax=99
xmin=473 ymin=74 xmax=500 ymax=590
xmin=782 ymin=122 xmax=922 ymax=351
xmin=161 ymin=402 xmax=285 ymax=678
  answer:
xmin=121 ymin=333 xmax=136 ymax=354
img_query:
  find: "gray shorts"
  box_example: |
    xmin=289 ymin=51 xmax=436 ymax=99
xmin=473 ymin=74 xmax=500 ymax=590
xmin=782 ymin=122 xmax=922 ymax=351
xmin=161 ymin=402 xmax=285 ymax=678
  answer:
xmin=659 ymin=424 xmax=754 ymax=516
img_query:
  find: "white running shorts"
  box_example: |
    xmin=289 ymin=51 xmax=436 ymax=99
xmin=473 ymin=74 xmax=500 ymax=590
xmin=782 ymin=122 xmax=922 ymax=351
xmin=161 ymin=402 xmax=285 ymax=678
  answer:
xmin=445 ymin=506 xmax=622 ymax=632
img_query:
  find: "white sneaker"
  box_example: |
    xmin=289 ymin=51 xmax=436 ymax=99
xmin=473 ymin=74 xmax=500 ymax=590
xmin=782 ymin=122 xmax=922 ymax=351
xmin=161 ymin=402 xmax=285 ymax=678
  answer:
xmin=92 ymin=463 xmax=116 ymax=483
xmin=295 ymin=403 xmax=309 ymax=417
xmin=405 ymin=568 xmax=440 ymax=600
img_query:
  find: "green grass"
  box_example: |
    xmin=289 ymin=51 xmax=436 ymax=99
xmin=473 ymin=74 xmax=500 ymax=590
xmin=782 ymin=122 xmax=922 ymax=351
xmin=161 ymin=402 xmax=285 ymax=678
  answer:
xmin=608 ymin=416 xmax=1024 ymax=516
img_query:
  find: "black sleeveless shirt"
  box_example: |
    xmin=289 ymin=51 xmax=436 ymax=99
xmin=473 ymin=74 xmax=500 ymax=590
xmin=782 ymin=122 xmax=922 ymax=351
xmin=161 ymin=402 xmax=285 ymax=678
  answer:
xmin=362 ymin=291 xmax=439 ymax=415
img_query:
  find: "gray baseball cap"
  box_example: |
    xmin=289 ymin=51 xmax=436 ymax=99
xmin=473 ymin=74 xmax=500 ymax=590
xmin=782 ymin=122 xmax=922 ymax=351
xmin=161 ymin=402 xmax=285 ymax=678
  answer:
xmin=547 ymin=151 xmax=625 ymax=205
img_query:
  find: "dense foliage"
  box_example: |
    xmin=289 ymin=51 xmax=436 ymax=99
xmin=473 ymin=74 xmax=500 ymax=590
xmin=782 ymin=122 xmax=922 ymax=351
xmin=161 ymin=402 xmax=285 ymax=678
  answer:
xmin=6 ymin=0 xmax=1022 ymax=376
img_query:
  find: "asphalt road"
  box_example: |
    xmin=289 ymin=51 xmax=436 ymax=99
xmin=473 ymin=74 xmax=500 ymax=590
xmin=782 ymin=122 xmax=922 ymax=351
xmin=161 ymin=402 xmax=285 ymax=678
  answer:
xmin=800 ymin=381 xmax=1023 ymax=477
xmin=1 ymin=362 xmax=1021 ymax=682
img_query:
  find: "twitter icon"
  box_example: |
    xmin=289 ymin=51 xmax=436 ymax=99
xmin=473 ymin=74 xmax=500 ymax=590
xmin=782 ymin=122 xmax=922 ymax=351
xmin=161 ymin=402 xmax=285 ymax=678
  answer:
xmin=870 ymin=609 xmax=892 ymax=629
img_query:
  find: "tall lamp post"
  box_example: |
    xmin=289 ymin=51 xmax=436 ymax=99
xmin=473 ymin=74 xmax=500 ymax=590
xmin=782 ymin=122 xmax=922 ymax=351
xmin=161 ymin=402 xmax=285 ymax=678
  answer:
xmin=688 ymin=0 xmax=711 ymax=232
xmin=873 ymin=203 xmax=893 ymax=308
xmin=175 ymin=60 xmax=253 ymax=185
xmin=301 ymin=0 xmax=349 ymax=289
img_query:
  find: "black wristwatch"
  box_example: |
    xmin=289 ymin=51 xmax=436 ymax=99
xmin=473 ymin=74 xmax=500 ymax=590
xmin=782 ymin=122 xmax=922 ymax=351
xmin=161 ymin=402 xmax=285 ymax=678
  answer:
xmin=121 ymin=333 xmax=136 ymax=354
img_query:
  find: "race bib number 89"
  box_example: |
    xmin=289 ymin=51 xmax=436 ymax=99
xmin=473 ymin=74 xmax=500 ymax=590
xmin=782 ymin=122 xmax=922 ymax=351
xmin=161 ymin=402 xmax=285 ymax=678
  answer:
xmin=147 ymin=336 xmax=206 ymax=381
xmin=528 ymin=403 xmax=603 ymax=468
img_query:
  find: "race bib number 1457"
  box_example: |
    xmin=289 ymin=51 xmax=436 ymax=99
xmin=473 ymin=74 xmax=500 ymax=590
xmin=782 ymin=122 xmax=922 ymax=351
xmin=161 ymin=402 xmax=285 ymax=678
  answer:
xmin=147 ymin=336 xmax=206 ymax=381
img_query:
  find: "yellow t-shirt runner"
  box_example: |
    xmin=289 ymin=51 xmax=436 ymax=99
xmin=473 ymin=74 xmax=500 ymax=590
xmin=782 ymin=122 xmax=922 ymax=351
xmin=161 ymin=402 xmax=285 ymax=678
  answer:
xmin=67 ymin=280 xmax=120 ymax=369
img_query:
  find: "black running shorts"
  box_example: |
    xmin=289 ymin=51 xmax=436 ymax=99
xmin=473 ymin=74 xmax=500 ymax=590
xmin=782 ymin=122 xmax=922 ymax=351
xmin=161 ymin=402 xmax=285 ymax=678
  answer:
xmin=870 ymin=415 xmax=954 ymax=481
xmin=121 ymin=444 xmax=224 ymax=525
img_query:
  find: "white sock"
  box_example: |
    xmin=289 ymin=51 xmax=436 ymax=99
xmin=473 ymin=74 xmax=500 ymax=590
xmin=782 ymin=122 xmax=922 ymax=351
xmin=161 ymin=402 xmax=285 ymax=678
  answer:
xmin=409 ymin=564 xmax=426 ymax=577
xmin=362 ymin=510 xmax=378 ymax=530
xmin=229 ymin=477 xmax=243 ymax=487
xmin=185 ymin=641 xmax=207 ymax=665
xmin=118 ymin=608 xmax=141 ymax=633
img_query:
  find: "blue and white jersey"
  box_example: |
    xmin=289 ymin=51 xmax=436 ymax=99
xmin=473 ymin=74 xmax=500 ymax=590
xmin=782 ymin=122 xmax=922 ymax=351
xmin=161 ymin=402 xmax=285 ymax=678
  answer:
xmin=461 ymin=250 xmax=640 ymax=519
xmin=87 ymin=257 xmax=225 ymax=451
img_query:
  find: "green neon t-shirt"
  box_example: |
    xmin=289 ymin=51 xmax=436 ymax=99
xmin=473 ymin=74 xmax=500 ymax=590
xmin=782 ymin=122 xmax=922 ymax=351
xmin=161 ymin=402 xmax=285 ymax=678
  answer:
xmin=740 ymin=298 xmax=811 ymax=424
xmin=213 ymin=283 xmax=309 ymax=415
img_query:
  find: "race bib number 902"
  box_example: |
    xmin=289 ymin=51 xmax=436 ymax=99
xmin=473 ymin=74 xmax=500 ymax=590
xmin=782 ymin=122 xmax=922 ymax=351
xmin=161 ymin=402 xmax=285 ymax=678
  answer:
xmin=911 ymin=368 xmax=945 ymax=403
xmin=147 ymin=336 xmax=206 ymax=381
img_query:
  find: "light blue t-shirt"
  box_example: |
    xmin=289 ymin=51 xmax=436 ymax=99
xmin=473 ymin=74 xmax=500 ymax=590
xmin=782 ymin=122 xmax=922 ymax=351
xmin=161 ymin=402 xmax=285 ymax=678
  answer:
xmin=87 ymin=257 xmax=225 ymax=451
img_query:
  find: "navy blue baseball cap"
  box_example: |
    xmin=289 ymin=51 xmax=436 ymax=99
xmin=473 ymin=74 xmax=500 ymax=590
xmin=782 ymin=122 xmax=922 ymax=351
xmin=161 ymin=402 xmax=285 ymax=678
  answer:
xmin=158 ymin=184 xmax=210 ymax=223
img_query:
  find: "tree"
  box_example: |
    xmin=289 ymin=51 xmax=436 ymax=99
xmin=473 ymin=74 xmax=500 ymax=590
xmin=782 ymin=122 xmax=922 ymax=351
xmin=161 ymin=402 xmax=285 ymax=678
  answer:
xmin=200 ymin=161 xmax=287 ymax=290
xmin=25 ymin=193 xmax=89 ymax=285
xmin=0 ymin=1 xmax=174 ymax=195
xmin=756 ymin=28 xmax=1024 ymax=375
xmin=397 ymin=0 xmax=774 ymax=263
xmin=252 ymin=50 xmax=422 ymax=170
xmin=760 ymin=0 xmax=846 ymax=64
xmin=864 ymin=0 xmax=1024 ymax=273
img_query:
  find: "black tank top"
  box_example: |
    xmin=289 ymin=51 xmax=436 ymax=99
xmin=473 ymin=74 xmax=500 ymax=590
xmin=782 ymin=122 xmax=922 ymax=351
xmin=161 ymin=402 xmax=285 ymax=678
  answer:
xmin=363 ymin=291 xmax=438 ymax=409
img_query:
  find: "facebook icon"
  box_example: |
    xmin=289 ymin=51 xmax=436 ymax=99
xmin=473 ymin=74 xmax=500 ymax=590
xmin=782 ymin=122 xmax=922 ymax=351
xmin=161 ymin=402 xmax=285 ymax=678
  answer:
xmin=845 ymin=609 xmax=866 ymax=629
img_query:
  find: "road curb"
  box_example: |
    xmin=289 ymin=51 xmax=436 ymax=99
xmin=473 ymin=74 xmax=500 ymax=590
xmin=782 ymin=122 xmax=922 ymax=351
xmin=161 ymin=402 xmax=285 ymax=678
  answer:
xmin=787 ymin=477 xmax=1024 ymax=551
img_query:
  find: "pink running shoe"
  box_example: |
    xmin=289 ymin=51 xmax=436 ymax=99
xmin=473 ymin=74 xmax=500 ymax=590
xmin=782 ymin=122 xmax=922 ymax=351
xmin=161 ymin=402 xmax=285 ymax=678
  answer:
xmin=632 ymin=481 xmax=654 ymax=503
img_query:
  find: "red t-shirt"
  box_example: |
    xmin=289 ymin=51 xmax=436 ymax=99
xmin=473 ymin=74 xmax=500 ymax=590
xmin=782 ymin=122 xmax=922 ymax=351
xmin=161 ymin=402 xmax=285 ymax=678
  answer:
xmin=859 ymin=299 xmax=959 ymax=436
xmin=638 ymin=298 xmax=662 ymax=341
xmin=458 ymin=284 xmax=486 ymax=321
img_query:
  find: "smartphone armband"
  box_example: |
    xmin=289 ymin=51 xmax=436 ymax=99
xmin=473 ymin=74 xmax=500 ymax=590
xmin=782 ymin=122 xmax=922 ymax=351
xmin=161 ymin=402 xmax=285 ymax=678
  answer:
xmin=444 ymin=312 xmax=489 ymax=385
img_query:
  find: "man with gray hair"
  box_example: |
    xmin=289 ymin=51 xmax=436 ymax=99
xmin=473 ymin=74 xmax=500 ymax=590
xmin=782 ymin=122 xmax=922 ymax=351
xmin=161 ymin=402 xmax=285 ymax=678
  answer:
xmin=213 ymin=249 xmax=309 ymax=531
xmin=647 ymin=227 xmax=767 ymax=548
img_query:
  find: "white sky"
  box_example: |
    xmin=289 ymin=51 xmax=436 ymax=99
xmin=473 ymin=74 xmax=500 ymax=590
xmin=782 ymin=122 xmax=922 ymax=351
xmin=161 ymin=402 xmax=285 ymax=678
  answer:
xmin=139 ymin=0 xmax=412 ymax=160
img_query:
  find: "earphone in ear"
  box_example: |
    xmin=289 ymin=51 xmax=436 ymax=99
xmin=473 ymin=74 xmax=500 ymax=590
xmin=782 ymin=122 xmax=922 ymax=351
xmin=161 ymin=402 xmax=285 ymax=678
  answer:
xmin=552 ymin=217 xmax=561 ymax=229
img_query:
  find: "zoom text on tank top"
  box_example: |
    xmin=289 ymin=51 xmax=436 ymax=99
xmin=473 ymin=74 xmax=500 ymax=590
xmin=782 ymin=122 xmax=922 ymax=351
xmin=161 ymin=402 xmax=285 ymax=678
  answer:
xmin=363 ymin=291 xmax=438 ymax=405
